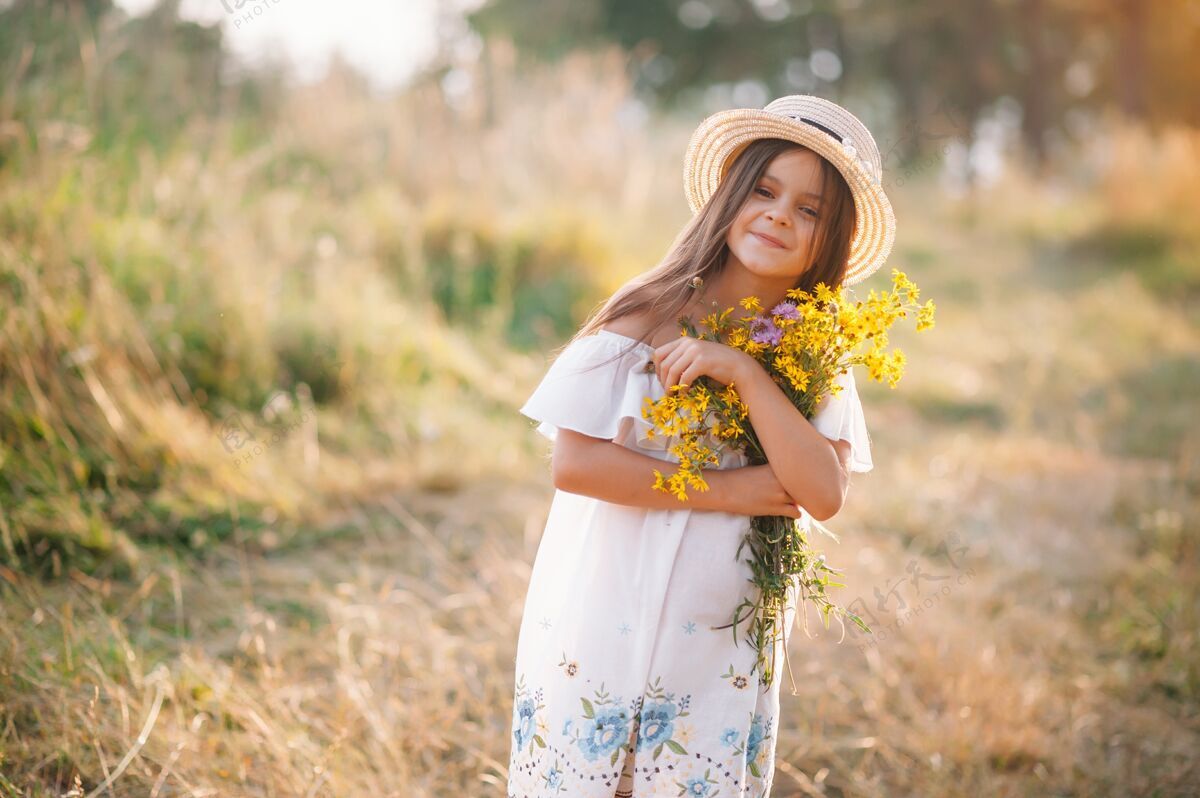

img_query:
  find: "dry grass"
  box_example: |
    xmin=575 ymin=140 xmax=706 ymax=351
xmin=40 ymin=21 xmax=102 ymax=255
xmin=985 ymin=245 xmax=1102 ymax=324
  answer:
xmin=2 ymin=16 xmax=1199 ymax=798
xmin=0 ymin=479 xmax=542 ymax=797
xmin=6 ymin=163 xmax=1200 ymax=794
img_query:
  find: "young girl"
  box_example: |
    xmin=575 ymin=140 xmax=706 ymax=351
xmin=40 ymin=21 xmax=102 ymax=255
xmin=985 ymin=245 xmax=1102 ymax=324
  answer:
xmin=507 ymin=95 xmax=895 ymax=798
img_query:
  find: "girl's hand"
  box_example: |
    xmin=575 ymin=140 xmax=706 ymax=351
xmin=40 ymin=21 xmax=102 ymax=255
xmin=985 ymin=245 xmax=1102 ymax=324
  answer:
xmin=718 ymin=464 xmax=803 ymax=518
xmin=653 ymin=336 xmax=758 ymax=392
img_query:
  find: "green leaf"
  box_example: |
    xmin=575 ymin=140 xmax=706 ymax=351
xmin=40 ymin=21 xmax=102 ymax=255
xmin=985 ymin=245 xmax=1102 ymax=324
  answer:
xmin=665 ymin=739 xmax=687 ymax=755
xmin=580 ymin=697 xmax=594 ymax=719
xmin=534 ymin=735 xmax=546 ymax=747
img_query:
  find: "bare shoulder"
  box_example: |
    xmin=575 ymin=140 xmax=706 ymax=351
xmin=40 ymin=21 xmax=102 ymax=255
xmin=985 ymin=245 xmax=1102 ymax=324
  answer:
xmin=598 ymin=310 xmax=658 ymax=342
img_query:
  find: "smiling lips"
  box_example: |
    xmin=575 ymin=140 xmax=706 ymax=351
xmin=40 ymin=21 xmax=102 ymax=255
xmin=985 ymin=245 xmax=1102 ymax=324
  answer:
xmin=752 ymin=231 xmax=787 ymax=249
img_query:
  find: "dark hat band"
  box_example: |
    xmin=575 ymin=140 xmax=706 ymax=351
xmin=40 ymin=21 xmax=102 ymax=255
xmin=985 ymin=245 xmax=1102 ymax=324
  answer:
xmin=789 ymin=115 xmax=842 ymax=141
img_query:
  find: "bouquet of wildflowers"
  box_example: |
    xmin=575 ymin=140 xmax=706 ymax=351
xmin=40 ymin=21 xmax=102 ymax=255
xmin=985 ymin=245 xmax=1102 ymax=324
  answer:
xmin=642 ymin=268 xmax=935 ymax=689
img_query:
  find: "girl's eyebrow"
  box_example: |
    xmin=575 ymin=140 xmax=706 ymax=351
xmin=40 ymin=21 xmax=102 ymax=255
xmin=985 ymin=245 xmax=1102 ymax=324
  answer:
xmin=761 ymin=172 xmax=823 ymax=201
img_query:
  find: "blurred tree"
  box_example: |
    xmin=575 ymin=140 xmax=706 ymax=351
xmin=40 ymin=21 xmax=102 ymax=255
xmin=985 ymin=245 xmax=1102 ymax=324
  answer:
xmin=0 ymin=0 xmax=283 ymax=165
xmin=465 ymin=0 xmax=1200 ymax=179
xmin=1112 ymin=0 xmax=1148 ymax=120
xmin=1108 ymin=0 xmax=1200 ymax=130
xmin=466 ymin=0 xmax=842 ymax=108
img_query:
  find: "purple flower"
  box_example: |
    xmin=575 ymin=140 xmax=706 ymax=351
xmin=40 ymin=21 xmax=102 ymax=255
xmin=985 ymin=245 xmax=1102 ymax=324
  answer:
xmin=750 ymin=318 xmax=783 ymax=347
xmin=771 ymin=302 xmax=800 ymax=320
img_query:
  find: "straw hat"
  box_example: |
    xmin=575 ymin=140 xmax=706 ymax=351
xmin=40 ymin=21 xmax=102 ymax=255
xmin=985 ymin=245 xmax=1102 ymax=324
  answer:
xmin=683 ymin=94 xmax=895 ymax=287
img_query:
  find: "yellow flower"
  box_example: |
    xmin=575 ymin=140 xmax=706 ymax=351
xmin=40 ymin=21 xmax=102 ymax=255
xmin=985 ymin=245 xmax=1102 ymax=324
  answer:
xmin=639 ymin=267 xmax=934 ymax=685
xmin=916 ymin=299 xmax=936 ymax=331
xmin=739 ymin=295 xmax=763 ymax=313
xmin=641 ymin=268 xmax=932 ymax=502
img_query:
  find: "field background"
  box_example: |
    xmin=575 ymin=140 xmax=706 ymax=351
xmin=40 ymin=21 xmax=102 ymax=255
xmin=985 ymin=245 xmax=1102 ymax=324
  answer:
xmin=1 ymin=0 xmax=1198 ymax=796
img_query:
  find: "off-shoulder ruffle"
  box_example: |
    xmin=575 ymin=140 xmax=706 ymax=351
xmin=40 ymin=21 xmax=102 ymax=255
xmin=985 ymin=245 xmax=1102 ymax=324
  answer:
xmin=809 ymin=367 xmax=874 ymax=473
xmin=519 ymin=332 xmax=665 ymax=448
xmin=520 ymin=331 xmax=872 ymax=472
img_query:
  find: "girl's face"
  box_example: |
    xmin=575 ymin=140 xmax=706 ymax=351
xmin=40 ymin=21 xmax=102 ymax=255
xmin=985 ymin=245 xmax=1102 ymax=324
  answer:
xmin=725 ymin=147 xmax=825 ymax=282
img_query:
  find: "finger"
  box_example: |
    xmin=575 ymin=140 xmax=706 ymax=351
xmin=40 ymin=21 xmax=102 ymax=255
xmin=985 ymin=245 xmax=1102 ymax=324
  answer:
xmin=652 ymin=338 xmax=681 ymax=378
xmin=679 ymin=363 xmax=705 ymax=389
xmin=660 ymin=348 xmax=688 ymax=389
xmin=653 ymin=337 xmax=682 ymax=362
xmin=670 ymin=353 xmax=699 ymax=391
xmin=660 ymin=346 xmax=685 ymax=373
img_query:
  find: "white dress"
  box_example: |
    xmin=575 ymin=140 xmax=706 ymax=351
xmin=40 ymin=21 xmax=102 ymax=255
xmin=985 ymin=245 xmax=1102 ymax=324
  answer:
xmin=507 ymin=330 xmax=873 ymax=798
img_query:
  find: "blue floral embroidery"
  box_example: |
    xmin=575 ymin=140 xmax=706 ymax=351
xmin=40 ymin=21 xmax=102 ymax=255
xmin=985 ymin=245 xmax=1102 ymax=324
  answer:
xmin=679 ymin=772 xmax=717 ymax=797
xmin=510 ymin=674 xmax=547 ymax=757
xmin=509 ymin=670 xmax=777 ymax=795
xmin=571 ymin=682 xmax=632 ymax=765
xmin=513 ymin=697 xmax=536 ymax=749
xmin=636 ymin=676 xmax=691 ymax=760
xmin=636 ymin=700 xmax=678 ymax=751
xmin=720 ymin=711 xmax=773 ymax=778
xmin=542 ymin=761 xmax=565 ymax=792
xmin=579 ymin=705 xmax=630 ymax=761
xmin=746 ymin=714 xmax=767 ymax=765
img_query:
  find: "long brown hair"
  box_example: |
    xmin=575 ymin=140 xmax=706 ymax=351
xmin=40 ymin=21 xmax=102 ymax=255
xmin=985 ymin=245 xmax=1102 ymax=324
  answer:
xmin=554 ymin=137 xmax=857 ymax=369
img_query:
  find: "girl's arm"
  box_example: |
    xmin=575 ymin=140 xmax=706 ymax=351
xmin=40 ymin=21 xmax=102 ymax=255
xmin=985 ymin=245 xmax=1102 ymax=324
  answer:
xmin=731 ymin=362 xmax=853 ymax=522
xmin=552 ymin=429 xmax=802 ymax=518
xmin=651 ymin=336 xmax=855 ymax=521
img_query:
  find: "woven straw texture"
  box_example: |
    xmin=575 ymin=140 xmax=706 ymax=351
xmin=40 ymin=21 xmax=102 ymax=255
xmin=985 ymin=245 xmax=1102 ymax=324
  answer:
xmin=683 ymin=95 xmax=896 ymax=287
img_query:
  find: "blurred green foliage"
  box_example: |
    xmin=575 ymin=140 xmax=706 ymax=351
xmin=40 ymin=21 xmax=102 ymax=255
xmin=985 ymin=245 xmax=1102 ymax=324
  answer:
xmin=0 ymin=0 xmax=619 ymax=576
xmin=0 ymin=0 xmax=1197 ymax=581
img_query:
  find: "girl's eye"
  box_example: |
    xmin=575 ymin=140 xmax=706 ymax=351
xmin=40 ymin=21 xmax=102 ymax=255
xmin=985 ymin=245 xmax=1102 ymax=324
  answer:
xmin=757 ymin=187 xmax=819 ymax=218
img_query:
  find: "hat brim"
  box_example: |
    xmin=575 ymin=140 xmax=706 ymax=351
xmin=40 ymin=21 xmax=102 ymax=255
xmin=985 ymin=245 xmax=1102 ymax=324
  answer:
xmin=683 ymin=108 xmax=896 ymax=287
